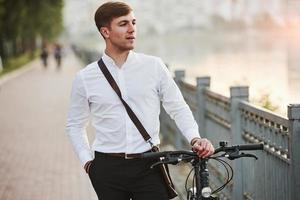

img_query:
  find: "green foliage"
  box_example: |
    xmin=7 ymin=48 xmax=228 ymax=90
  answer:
xmin=0 ymin=0 xmax=63 ymax=62
xmin=256 ymin=94 xmax=279 ymax=112
xmin=0 ymin=0 xmax=4 ymax=30
xmin=33 ymin=0 xmax=64 ymax=40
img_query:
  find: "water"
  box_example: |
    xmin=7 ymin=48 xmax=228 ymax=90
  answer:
xmin=64 ymin=0 xmax=300 ymax=115
xmin=131 ymin=29 xmax=300 ymax=116
xmin=85 ymin=28 xmax=299 ymax=116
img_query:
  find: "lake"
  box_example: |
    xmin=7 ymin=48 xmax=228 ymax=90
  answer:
xmin=134 ymin=29 xmax=300 ymax=116
xmin=88 ymin=29 xmax=300 ymax=116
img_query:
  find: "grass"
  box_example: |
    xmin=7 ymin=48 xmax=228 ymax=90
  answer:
xmin=0 ymin=51 xmax=39 ymax=77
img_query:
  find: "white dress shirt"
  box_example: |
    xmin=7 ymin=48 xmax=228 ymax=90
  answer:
xmin=66 ymin=51 xmax=200 ymax=166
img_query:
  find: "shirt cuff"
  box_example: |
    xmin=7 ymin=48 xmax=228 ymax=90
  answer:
xmin=183 ymin=129 xmax=201 ymax=145
xmin=79 ymin=150 xmax=93 ymax=167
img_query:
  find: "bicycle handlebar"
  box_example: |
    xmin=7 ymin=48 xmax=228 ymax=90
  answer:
xmin=142 ymin=142 xmax=264 ymax=198
xmin=142 ymin=150 xmax=196 ymax=159
xmin=142 ymin=143 xmax=264 ymax=159
xmin=214 ymin=143 xmax=264 ymax=154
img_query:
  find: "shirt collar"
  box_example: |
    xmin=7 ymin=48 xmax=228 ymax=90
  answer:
xmin=102 ymin=50 xmax=135 ymax=69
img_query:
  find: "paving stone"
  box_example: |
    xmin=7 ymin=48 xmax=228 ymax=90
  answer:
xmin=0 ymin=49 xmax=97 ymax=200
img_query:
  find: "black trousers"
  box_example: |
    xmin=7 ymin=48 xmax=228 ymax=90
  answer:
xmin=88 ymin=152 xmax=169 ymax=200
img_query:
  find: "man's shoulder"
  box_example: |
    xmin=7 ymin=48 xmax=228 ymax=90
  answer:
xmin=134 ymin=52 xmax=167 ymax=73
xmin=133 ymin=52 xmax=161 ymax=63
xmin=78 ymin=61 xmax=98 ymax=74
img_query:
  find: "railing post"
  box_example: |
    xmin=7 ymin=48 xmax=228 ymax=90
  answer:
xmin=196 ymin=77 xmax=211 ymax=138
xmin=288 ymin=104 xmax=300 ymax=200
xmin=174 ymin=70 xmax=185 ymax=149
xmin=230 ymin=86 xmax=249 ymax=200
xmin=174 ymin=70 xmax=185 ymax=84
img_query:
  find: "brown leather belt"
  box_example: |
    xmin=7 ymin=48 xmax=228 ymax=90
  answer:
xmin=95 ymin=150 xmax=152 ymax=159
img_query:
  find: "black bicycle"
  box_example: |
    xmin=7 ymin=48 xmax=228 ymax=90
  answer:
xmin=142 ymin=141 xmax=264 ymax=200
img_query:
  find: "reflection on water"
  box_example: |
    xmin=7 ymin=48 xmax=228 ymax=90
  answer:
xmin=133 ymin=29 xmax=300 ymax=115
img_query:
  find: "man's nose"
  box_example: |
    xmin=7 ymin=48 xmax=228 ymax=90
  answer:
xmin=128 ymin=23 xmax=135 ymax=33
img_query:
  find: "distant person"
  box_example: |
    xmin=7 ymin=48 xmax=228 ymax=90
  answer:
xmin=66 ymin=2 xmax=214 ymax=200
xmin=40 ymin=44 xmax=48 ymax=67
xmin=54 ymin=44 xmax=62 ymax=68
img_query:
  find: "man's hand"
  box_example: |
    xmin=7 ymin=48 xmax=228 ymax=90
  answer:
xmin=84 ymin=160 xmax=93 ymax=174
xmin=191 ymin=138 xmax=214 ymax=158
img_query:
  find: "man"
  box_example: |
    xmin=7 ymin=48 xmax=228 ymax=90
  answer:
xmin=66 ymin=2 xmax=214 ymax=200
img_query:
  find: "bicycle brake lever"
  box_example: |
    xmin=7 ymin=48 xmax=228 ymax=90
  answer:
xmin=150 ymin=161 xmax=164 ymax=168
xmin=241 ymin=153 xmax=258 ymax=160
xmin=228 ymin=153 xmax=258 ymax=160
xmin=150 ymin=157 xmax=182 ymax=168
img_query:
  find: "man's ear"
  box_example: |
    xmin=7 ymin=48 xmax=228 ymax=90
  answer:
xmin=100 ymin=27 xmax=109 ymax=39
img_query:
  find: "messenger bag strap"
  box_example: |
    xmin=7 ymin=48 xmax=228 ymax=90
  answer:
xmin=97 ymin=59 xmax=153 ymax=146
xmin=98 ymin=59 xmax=178 ymax=199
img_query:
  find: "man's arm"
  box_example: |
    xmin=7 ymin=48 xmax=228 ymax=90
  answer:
xmin=66 ymin=72 xmax=93 ymax=169
xmin=157 ymin=58 xmax=214 ymax=157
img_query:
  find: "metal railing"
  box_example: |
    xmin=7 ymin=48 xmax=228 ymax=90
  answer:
xmin=160 ymin=70 xmax=300 ymax=200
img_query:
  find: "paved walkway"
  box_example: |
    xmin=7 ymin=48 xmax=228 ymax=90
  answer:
xmin=0 ymin=49 xmax=97 ymax=200
xmin=0 ymin=49 xmax=189 ymax=200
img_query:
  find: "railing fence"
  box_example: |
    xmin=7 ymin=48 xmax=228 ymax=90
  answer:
xmin=160 ymin=70 xmax=300 ymax=200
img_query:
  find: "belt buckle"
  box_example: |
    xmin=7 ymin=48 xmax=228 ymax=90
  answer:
xmin=125 ymin=153 xmax=134 ymax=159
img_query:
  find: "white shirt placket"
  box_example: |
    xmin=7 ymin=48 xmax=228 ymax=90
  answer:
xmin=117 ymin=67 xmax=132 ymax=153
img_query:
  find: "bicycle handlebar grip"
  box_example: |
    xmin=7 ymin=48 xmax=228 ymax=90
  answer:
xmin=142 ymin=151 xmax=167 ymax=159
xmin=214 ymin=143 xmax=264 ymax=154
xmin=238 ymin=143 xmax=264 ymax=151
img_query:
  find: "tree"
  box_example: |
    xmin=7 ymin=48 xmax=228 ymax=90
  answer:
xmin=0 ymin=0 xmax=64 ymax=62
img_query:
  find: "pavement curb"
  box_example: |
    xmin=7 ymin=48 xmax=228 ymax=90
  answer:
xmin=0 ymin=59 xmax=40 ymax=86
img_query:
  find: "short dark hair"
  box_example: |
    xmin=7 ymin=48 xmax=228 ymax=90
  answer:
xmin=94 ymin=1 xmax=133 ymax=31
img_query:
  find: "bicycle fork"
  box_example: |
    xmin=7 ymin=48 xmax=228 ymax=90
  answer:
xmin=190 ymin=158 xmax=219 ymax=200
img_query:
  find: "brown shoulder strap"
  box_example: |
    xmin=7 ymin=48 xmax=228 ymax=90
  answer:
xmin=97 ymin=59 xmax=153 ymax=146
xmin=98 ymin=60 xmax=178 ymax=198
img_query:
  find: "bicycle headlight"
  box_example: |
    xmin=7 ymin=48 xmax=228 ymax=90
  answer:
xmin=201 ymin=187 xmax=212 ymax=198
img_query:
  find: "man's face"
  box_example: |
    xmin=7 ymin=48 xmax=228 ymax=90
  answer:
xmin=102 ymin=12 xmax=136 ymax=52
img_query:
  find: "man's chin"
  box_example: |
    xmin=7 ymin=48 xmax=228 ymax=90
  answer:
xmin=125 ymin=46 xmax=135 ymax=51
xmin=128 ymin=45 xmax=135 ymax=50
xmin=118 ymin=44 xmax=135 ymax=52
